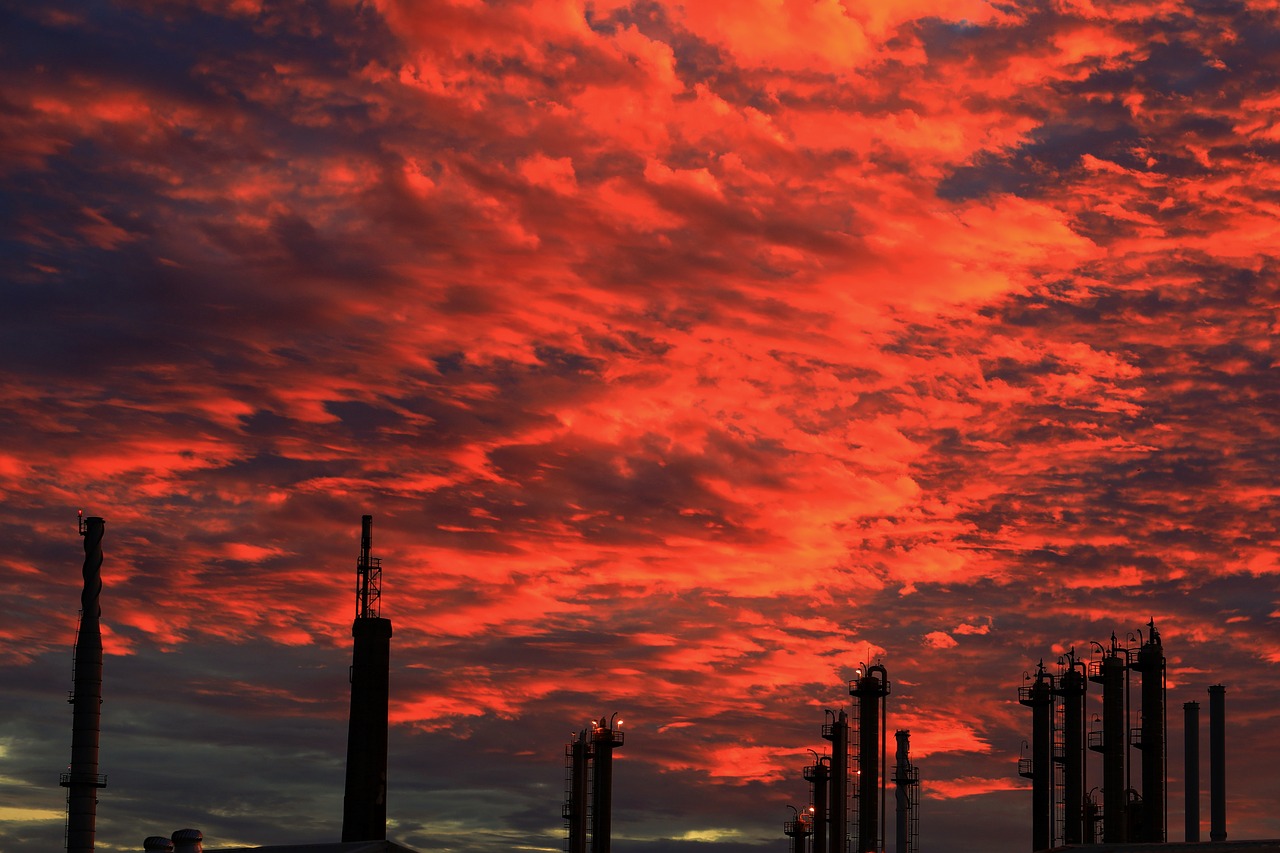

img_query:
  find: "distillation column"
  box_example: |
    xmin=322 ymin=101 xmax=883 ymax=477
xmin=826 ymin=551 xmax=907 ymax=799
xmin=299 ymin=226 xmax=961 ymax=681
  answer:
xmin=565 ymin=729 xmax=589 ymax=853
xmin=893 ymin=730 xmax=919 ymax=853
xmin=1020 ymin=662 xmax=1053 ymax=852
xmin=1091 ymin=639 xmax=1127 ymax=842
xmin=805 ymin=757 xmax=829 ymax=853
xmin=1055 ymin=654 xmax=1086 ymax=845
xmin=1133 ymin=622 xmax=1165 ymax=841
xmin=62 ymin=515 xmax=108 ymax=853
xmin=825 ymin=711 xmax=849 ymax=853
xmin=852 ymin=665 xmax=890 ymax=853
xmin=343 ymin=515 xmax=393 ymax=842
xmin=590 ymin=717 xmax=625 ymax=853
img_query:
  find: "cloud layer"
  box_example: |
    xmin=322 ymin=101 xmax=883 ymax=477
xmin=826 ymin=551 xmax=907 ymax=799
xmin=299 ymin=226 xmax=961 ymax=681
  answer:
xmin=2 ymin=1 xmax=1279 ymax=851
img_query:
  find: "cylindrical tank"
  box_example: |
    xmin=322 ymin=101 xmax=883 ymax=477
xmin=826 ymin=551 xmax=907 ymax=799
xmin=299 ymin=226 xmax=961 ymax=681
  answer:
xmin=1209 ymin=685 xmax=1226 ymax=842
xmin=852 ymin=665 xmax=890 ymax=853
xmin=824 ymin=711 xmax=849 ymax=853
xmin=1184 ymin=701 xmax=1199 ymax=842
xmin=143 ymin=837 xmax=174 ymax=852
xmin=1133 ymin=623 xmax=1165 ymax=841
xmin=170 ymin=828 xmax=203 ymax=853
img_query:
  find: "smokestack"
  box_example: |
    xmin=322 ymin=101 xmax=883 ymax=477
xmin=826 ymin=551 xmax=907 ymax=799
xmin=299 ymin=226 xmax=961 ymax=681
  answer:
xmin=564 ymin=728 xmax=589 ymax=853
xmin=1020 ymin=661 xmax=1054 ymax=852
xmin=62 ymin=514 xmax=108 ymax=853
xmin=851 ymin=664 xmax=890 ymax=853
xmin=1208 ymin=684 xmax=1226 ymax=842
xmin=590 ymin=716 xmax=624 ymax=853
xmin=824 ymin=711 xmax=849 ymax=853
xmin=1054 ymin=653 xmax=1086 ymax=845
xmin=1133 ymin=622 xmax=1165 ymax=841
xmin=342 ymin=515 xmax=393 ymax=842
xmin=805 ymin=757 xmax=829 ymax=853
xmin=1184 ymin=701 xmax=1199 ymax=842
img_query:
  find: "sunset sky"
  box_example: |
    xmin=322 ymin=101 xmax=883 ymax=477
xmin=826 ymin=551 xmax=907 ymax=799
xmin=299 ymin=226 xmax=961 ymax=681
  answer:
xmin=3 ymin=1 xmax=1280 ymax=851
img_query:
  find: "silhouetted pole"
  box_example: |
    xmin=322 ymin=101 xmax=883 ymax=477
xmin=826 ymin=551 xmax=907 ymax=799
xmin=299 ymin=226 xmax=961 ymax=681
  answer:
xmin=825 ymin=711 xmax=849 ymax=853
xmin=1134 ymin=622 xmax=1165 ymax=841
xmin=63 ymin=515 xmax=108 ymax=853
xmin=1208 ymin=684 xmax=1226 ymax=842
xmin=1183 ymin=701 xmax=1199 ymax=842
xmin=343 ymin=515 xmax=393 ymax=842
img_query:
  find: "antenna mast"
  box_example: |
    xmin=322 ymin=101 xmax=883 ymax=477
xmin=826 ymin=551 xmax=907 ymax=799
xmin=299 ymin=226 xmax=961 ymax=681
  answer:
xmin=356 ymin=514 xmax=381 ymax=619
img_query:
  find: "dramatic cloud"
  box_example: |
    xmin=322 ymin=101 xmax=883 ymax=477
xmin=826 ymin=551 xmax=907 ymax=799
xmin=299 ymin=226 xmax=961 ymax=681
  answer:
xmin=2 ymin=1 xmax=1279 ymax=852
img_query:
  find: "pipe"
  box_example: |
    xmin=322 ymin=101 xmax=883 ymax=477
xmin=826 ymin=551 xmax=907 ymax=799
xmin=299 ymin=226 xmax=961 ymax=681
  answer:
xmin=64 ymin=516 xmax=107 ymax=853
xmin=1209 ymin=684 xmax=1226 ymax=842
xmin=1184 ymin=701 xmax=1199 ymax=842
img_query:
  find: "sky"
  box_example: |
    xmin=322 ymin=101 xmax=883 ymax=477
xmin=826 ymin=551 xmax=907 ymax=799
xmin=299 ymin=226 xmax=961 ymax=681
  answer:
xmin=2 ymin=0 xmax=1279 ymax=851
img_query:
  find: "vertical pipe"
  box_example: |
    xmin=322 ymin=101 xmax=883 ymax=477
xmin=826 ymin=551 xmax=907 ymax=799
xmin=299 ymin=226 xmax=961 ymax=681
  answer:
xmin=1209 ymin=685 xmax=1226 ymax=842
xmin=826 ymin=712 xmax=848 ymax=853
xmin=1135 ymin=624 xmax=1165 ymax=841
xmin=1100 ymin=650 xmax=1127 ymax=842
xmin=1184 ymin=701 xmax=1199 ymax=843
xmin=65 ymin=516 xmax=107 ymax=853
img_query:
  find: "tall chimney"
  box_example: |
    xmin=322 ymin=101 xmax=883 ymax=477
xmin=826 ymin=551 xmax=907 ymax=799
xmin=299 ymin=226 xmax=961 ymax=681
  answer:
xmin=62 ymin=514 xmax=108 ymax=853
xmin=1208 ymin=684 xmax=1226 ymax=842
xmin=893 ymin=730 xmax=919 ymax=853
xmin=342 ymin=515 xmax=393 ymax=842
xmin=1184 ymin=700 xmax=1199 ymax=842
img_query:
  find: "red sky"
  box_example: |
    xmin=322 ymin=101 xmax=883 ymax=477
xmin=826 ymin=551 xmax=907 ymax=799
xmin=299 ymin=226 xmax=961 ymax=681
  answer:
xmin=2 ymin=1 xmax=1279 ymax=851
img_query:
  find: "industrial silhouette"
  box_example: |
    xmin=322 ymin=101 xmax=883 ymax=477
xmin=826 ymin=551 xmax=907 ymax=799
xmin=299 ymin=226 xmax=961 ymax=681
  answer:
xmin=1017 ymin=621 xmax=1256 ymax=853
xmin=785 ymin=663 xmax=914 ymax=853
xmin=563 ymin=715 xmax=626 ymax=853
xmin=61 ymin=513 xmax=109 ymax=853
xmin=52 ymin=517 xmax=1280 ymax=853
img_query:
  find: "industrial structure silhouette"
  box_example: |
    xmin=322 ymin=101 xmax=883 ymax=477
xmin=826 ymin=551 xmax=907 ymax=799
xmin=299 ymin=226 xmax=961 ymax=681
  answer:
xmin=55 ymin=514 xmax=1280 ymax=853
